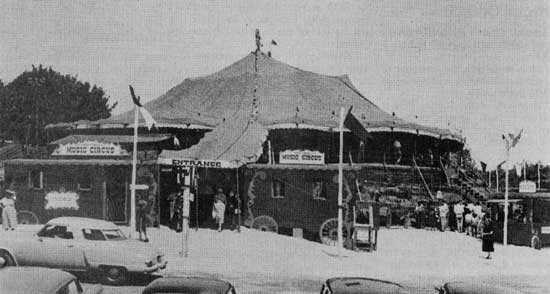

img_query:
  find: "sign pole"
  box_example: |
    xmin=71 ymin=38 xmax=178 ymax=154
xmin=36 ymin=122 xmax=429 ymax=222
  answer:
xmin=180 ymin=167 xmax=193 ymax=257
xmin=337 ymin=107 xmax=345 ymax=249
xmin=504 ymin=149 xmax=510 ymax=247
xmin=129 ymin=105 xmax=138 ymax=238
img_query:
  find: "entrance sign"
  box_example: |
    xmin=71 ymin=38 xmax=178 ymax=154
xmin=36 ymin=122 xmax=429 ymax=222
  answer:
xmin=52 ymin=141 xmax=128 ymax=156
xmin=279 ymin=150 xmax=325 ymax=165
xmin=158 ymin=158 xmax=237 ymax=168
xmin=519 ymin=180 xmax=536 ymax=193
xmin=45 ymin=191 xmax=79 ymax=210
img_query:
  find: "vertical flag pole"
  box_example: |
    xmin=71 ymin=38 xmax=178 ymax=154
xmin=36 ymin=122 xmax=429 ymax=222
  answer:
xmin=337 ymin=107 xmax=345 ymax=249
xmin=129 ymin=104 xmax=138 ymax=238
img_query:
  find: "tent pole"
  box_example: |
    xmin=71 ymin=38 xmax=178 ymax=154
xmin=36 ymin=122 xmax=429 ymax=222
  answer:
xmin=195 ymin=168 xmax=199 ymax=231
xmin=496 ymin=168 xmax=499 ymax=193
xmin=337 ymin=107 xmax=345 ymax=249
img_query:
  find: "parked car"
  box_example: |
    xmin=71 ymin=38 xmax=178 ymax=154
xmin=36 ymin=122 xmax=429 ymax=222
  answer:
xmin=438 ymin=281 xmax=525 ymax=294
xmin=320 ymin=277 xmax=410 ymax=294
xmin=0 ymin=217 xmax=167 ymax=285
xmin=142 ymin=276 xmax=237 ymax=294
xmin=320 ymin=278 xmax=525 ymax=294
xmin=0 ymin=266 xmax=103 ymax=294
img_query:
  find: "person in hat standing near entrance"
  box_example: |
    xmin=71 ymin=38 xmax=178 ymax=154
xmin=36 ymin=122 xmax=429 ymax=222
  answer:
xmin=0 ymin=190 xmax=17 ymax=230
xmin=212 ymin=188 xmax=227 ymax=232
xmin=228 ymin=190 xmax=241 ymax=232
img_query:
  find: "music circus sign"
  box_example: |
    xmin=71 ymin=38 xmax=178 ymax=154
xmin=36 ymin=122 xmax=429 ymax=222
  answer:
xmin=52 ymin=141 xmax=128 ymax=156
xmin=279 ymin=150 xmax=325 ymax=165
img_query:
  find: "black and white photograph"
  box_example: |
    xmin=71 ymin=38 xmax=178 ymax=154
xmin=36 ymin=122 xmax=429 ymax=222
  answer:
xmin=0 ymin=1 xmax=549 ymax=293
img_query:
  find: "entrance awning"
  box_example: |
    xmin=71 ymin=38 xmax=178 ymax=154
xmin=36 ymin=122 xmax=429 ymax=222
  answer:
xmin=158 ymin=112 xmax=268 ymax=169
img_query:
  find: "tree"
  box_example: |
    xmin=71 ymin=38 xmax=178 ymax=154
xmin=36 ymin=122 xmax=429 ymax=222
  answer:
xmin=0 ymin=65 xmax=117 ymax=145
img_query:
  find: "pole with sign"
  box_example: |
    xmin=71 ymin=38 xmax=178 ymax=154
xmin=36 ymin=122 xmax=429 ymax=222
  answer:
xmin=129 ymin=104 xmax=138 ymax=238
xmin=179 ymin=167 xmax=194 ymax=257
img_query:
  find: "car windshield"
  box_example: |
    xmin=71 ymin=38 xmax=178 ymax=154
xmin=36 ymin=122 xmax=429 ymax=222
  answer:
xmin=102 ymin=229 xmax=127 ymax=240
xmin=82 ymin=228 xmax=127 ymax=241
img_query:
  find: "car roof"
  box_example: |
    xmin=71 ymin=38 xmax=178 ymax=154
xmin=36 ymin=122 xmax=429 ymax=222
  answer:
xmin=444 ymin=282 xmax=524 ymax=294
xmin=47 ymin=217 xmax=119 ymax=229
xmin=142 ymin=276 xmax=232 ymax=294
xmin=0 ymin=267 xmax=75 ymax=294
xmin=326 ymin=277 xmax=407 ymax=294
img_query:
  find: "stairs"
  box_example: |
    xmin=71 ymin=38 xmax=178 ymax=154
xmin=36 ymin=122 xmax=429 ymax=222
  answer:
xmin=441 ymin=158 xmax=490 ymax=201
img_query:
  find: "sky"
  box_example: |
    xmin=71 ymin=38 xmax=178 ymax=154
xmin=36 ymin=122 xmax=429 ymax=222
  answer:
xmin=1 ymin=0 xmax=549 ymax=167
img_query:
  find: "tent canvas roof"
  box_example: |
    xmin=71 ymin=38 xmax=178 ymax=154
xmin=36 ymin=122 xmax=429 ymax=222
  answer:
xmin=48 ymin=52 xmax=462 ymax=142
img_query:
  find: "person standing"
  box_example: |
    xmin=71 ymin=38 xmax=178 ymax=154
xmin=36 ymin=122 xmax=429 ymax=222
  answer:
xmin=0 ymin=190 xmax=17 ymax=230
xmin=481 ymin=215 xmax=494 ymax=259
xmin=414 ymin=202 xmax=425 ymax=228
xmin=136 ymin=196 xmax=149 ymax=242
xmin=454 ymin=201 xmax=465 ymax=233
xmin=212 ymin=188 xmax=227 ymax=232
xmin=438 ymin=201 xmax=449 ymax=231
xmin=228 ymin=190 xmax=241 ymax=232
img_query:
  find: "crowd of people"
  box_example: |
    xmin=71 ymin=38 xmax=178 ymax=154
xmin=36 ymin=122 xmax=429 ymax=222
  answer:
xmin=410 ymin=198 xmax=494 ymax=259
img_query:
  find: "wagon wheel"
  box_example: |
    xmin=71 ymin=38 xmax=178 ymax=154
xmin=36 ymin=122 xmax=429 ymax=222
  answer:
xmin=251 ymin=215 xmax=278 ymax=233
xmin=17 ymin=211 xmax=39 ymax=225
xmin=319 ymin=218 xmax=349 ymax=246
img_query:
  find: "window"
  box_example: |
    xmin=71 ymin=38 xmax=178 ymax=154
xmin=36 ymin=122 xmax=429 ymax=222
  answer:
xmin=37 ymin=225 xmax=73 ymax=239
xmin=82 ymin=229 xmax=106 ymax=241
xmin=77 ymin=174 xmax=92 ymax=191
xmin=311 ymin=181 xmax=327 ymax=200
xmin=271 ymin=180 xmax=285 ymax=199
xmin=29 ymin=170 xmax=43 ymax=189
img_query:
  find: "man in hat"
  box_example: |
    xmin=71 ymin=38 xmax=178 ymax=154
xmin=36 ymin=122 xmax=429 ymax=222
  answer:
xmin=0 ymin=190 xmax=17 ymax=230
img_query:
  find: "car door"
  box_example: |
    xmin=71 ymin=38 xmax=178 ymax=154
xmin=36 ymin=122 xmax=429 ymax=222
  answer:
xmin=32 ymin=224 xmax=88 ymax=271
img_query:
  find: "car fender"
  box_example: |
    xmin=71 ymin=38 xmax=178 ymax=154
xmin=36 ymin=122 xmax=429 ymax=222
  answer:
xmin=0 ymin=247 xmax=18 ymax=266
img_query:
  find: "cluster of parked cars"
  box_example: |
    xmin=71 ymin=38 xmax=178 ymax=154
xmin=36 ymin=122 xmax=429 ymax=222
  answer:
xmin=0 ymin=217 xmax=526 ymax=293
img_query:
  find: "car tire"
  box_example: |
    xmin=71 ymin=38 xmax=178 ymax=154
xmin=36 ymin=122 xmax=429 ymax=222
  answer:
xmin=99 ymin=266 xmax=127 ymax=286
xmin=0 ymin=250 xmax=16 ymax=266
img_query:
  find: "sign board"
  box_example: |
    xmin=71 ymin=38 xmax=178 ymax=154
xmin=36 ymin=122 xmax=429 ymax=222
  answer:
xmin=519 ymin=180 xmax=536 ymax=193
xmin=158 ymin=158 xmax=237 ymax=169
xmin=541 ymin=226 xmax=550 ymax=234
xmin=279 ymin=150 xmax=325 ymax=165
xmin=130 ymin=184 xmax=149 ymax=190
xmin=45 ymin=191 xmax=79 ymax=210
xmin=53 ymin=141 xmax=128 ymax=156
xmin=0 ymin=162 xmax=4 ymax=182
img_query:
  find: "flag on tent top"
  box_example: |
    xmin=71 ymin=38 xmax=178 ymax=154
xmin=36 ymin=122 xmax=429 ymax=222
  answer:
xmin=503 ymin=129 xmax=522 ymax=151
xmin=129 ymin=85 xmax=158 ymax=130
